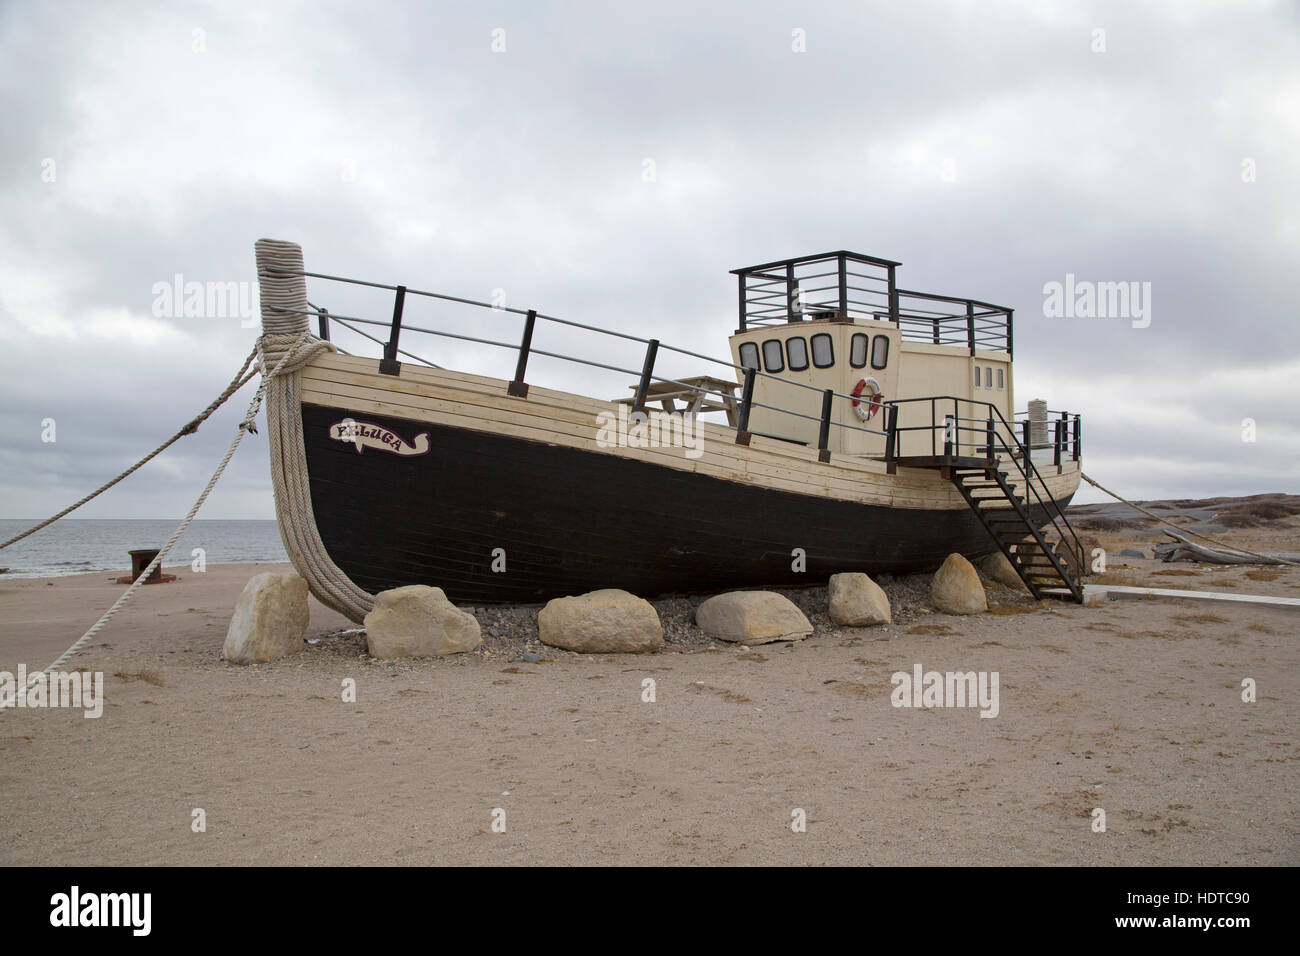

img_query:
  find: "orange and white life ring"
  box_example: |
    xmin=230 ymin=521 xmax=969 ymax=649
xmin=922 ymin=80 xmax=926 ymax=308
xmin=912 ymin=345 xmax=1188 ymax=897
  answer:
xmin=851 ymin=377 xmax=885 ymax=422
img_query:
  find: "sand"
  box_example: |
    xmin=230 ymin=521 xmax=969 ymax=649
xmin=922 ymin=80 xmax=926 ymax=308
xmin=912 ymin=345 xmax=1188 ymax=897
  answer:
xmin=1 ymin=508 xmax=1297 ymax=866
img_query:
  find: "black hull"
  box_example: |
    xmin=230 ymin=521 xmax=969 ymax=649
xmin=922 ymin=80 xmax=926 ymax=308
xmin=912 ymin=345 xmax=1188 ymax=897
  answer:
xmin=301 ymin=403 xmax=1075 ymax=605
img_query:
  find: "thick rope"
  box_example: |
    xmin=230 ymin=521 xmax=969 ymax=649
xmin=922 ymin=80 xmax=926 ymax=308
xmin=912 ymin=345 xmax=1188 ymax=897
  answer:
xmin=1080 ymin=472 xmax=1300 ymax=567
xmin=1 ymin=332 xmax=321 ymax=707
xmin=0 ymin=350 xmax=258 ymax=552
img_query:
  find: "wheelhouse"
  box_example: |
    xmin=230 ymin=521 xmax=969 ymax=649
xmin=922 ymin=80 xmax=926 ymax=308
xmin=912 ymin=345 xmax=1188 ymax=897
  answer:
xmin=729 ymin=252 xmax=1015 ymax=457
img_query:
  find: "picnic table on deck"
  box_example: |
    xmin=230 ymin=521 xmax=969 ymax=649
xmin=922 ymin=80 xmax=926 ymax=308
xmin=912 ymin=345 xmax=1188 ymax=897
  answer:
xmin=613 ymin=375 xmax=741 ymax=426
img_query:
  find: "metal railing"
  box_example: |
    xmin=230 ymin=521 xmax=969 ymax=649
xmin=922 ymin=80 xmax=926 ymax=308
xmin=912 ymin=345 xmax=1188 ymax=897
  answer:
xmin=1014 ymin=407 xmax=1082 ymax=466
xmin=732 ymin=251 xmax=899 ymax=329
xmin=880 ymin=395 xmax=1085 ymax=573
xmin=730 ymin=252 xmax=1012 ymax=357
xmin=894 ymin=289 xmax=1013 ymax=357
xmin=263 ymin=265 xmax=896 ymax=458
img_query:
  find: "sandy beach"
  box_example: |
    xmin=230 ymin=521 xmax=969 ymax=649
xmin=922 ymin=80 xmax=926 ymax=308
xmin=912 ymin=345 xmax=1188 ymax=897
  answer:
xmin=1 ymin=499 xmax=1297 ymax=866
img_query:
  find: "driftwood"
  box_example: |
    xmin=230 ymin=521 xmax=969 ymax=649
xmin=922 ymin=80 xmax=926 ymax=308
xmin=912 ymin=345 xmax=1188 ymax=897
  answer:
xmin=1154 ymin=529 xmax=1300 ymax=565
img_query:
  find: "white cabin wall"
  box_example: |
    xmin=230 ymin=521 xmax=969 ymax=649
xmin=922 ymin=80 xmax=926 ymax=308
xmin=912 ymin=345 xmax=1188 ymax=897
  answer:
xmin=731 ymin=321 xmax=899 ymax=455
xmin=729 ymin=323 xmax=832 ymax=446
xmin=731 ymin=326 xmax=1016 ymax=460
xmin=969 ymin=352 xmax=1014 ymax=449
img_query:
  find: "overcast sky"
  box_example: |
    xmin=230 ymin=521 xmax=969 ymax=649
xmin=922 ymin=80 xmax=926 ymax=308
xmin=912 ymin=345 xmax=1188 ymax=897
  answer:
xmin=1 ymin=0 xmax=1297 ymax=521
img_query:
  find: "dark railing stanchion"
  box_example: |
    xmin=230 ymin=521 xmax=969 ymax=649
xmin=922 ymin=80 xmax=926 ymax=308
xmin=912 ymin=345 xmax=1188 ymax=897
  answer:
xmin=378 ymin=285 xmax=406 ymax=376
xmin=317 ymin=307 xmax=331 ymax=341
xmin=816 ymin=389 xmax=834 ymax=463
xmin=930 ymin=398 xmax=937 ymax=456
xmin=1053 ymin=419 xmax=1063 ymax=468
xmin=786 ymin=262 xmax=799 ymax=323
xmin=966 ymin=301 xmax=976 ymax=356
xmin=884 ymin=404 xmax=899 ymax=473
xmin=837 ymin=254 xmax=848 ymax=319
xmin=1073 ymin=414 xmax=1081 ymax=461
xmin=632 ymin=338 xmax=659 ymax=413
xmin=507 ymin=309 xmax=537 ymax=398
xmin=888 ymin=265 xmax=898 ymax=324
xmin=735 ymin=367 xmax=756 ymax=446
xmin=985 ymin=417 xmax=994 ymax=461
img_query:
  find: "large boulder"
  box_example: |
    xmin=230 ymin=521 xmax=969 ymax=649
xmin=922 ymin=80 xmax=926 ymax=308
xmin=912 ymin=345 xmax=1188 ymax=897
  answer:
xmin=364 ymin=586 xmax=481 ymax=658
xmin=538 ymin=589 xmax=662 ymax=654
xmin=979 ymin=550 xmax=1027 ymax=590
xmin=223 ymin=571 xmax=310 ymax=664
xmin=1058 ymin=534 xmax=1102 ymax=579
xmin=695 ymin=591 xmax=813 ymax=645
xmin=827 ymin=572 xmax=891 ymax=626
xmin=929 ymin=553 xmax=988 ymax=615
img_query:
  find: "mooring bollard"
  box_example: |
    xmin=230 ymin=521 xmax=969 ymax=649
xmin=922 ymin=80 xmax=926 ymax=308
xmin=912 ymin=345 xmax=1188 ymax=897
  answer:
xmin=128 ymin=549 xmax=163 ymax=583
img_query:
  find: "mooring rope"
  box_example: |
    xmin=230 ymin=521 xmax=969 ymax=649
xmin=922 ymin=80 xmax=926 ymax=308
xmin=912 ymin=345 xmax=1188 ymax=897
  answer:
xmin=0 ymin=350 xmax=259 ymax=552
xmin=1080 ymin=472 xmax=1300 ymax=567
xmin=0 ymin=331 xmax=327 ymax=708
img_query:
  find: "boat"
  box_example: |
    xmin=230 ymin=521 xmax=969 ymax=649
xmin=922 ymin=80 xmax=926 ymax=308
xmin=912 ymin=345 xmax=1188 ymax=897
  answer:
xmin=252 ymin=240 xmax=1086 ymax=623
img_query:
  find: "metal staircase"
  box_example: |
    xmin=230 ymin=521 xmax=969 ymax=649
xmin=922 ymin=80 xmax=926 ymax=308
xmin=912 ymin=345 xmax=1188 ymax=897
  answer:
xmin=950 ymin=465 xmax=1083 ymax=602
xmin=880 ymin=396 xmax=1086 ymax=603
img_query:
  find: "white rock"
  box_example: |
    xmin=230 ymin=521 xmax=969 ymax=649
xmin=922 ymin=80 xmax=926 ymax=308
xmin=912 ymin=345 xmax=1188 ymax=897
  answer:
xmin=364 ymin=585 xmax=481 ymax=658
xmin=538 ymin=589 xmax=662 ymax=654
xmin=223 ymin=572 xmax=309 ymax=664
xmin=695 ymin=591 xmax=813 ymax=645
xmin=979 ymin=550 xmax=1027 ymax=590
xmin=930 ymin=553 xmax=988 ymax=615
xmin=827 ymin=572 xmax=892 ymax=626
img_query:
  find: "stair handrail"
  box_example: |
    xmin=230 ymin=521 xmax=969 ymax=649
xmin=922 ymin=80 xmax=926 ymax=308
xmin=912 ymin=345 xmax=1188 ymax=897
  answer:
xmin=983 ymin=403 xmax=1085 ymax=584
xmin=881 ymin=394 xmax=1085 ymax=587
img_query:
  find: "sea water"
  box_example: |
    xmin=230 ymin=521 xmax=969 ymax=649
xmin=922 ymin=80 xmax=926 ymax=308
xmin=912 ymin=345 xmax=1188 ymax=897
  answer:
xmin=0 ymin=519 xmax=288 ymax=579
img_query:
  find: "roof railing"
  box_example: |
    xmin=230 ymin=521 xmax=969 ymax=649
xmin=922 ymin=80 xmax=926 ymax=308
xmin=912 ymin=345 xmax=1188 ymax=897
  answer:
xmin=730 ymin=252 xmax=1013 ymax=358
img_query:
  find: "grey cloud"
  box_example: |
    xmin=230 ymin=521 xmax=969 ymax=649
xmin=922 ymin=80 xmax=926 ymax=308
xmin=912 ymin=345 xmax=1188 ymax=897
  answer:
xmin=1 ymin=0 xmax=1296 ymax=520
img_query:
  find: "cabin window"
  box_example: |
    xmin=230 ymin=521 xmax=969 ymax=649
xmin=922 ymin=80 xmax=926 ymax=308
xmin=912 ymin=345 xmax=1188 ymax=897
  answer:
xmin=985 ymin=366 xmax=993 ymax=388
xmin=739 ymin=342 xmax=759 ymax=370
xmin=811 ymin=333 xmax=834 ymax=368
xmin=997 ymin=367 xmax=1004 ymax=389
xmin=786 ymin=336 xmax=809 ymax=371
xmin=762 ymin=339 xmax=784 ymax=372
xmin=871 ymin=335 xmax=889 ymax=370
xmin=973 ymin=366 xmax=981 ymax=388
xmin=850 ymin=333 xmax=869 ymax=369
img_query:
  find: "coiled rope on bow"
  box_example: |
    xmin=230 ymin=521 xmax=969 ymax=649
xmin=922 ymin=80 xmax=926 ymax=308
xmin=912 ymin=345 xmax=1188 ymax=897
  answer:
xmin=254 ymin=238 xmax=374 ymax=623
